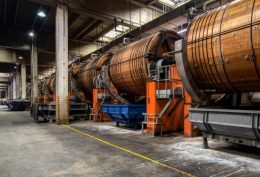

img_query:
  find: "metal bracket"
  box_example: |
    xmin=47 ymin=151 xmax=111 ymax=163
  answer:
xmin=142 ymin=113 xmax=163 ymax=137
xmin=174 ymin=39 xmax=207 ymax=103
xmin=144 ymin=52 xmax=158 ymax=61
xmin=101 ymin=66 xmax=130 ymax=104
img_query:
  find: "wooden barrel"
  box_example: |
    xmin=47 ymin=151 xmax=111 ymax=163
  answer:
xmin=42 ymin=73 xmax=73 ymax=96
xmin=76 ymin=54 xmax=111 ymax=96
xmin=187 ymin=0 xmax=260 ymax=93
xmin=109 ymin=30 xmax=181 ymax=96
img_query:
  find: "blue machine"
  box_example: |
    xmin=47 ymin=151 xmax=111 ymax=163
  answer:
xmin=102 ymin=104 xmax=146 ymax=129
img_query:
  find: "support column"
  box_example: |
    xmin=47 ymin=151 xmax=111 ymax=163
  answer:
xmin=31 ymin=38 xmax=38 ymax=106
xmin=9 ymin=78 xmax=13 ymax=100
xmin=8 ymin=83 xmax=12 ymax=100
xmin=55 ymin=1 xmax=69 ymax=125
xmin=184 ymin=90 xmax=193 ymax=137
xmin=12 ymin=77 xmax=16 ymax=99
xmin=7 ymin=85 xmax=9 ymax=100
xmin=15 ymin=71 xmax=21 ymax=99
xmin=21 ymin=60 xmax=26 ymax=99
xmin=4 ymin=88 xmax=7 ymax=98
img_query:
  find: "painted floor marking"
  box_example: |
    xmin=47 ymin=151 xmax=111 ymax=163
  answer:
xmin=63 ymin=125 xmax=196 ymax=177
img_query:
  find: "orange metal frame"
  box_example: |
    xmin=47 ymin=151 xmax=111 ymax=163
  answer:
xmin=146 ymin=64 xmax=194 ymax=137
xmin=37 ymin=94 xmax=55 ymax=104
xmin=92 ymin=88 xmax=111 ymax=122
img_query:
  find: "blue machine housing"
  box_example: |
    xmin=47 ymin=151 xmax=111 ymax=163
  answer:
xmin=102 ymin=104 xmax=146 ymax=129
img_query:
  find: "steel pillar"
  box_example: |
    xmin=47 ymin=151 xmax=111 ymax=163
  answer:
xmin=4 ymin=88 xmax=7 ymax=98
xmin=9 ymin=78 xmax=13 ymax=100
xmin=21 ymin=60 xmax=26 ymax=99
xmin=55 ymin=2 xmax=69 ymax=125
xmin=7 ymin=84 xmax=11 ymax=100
xmin=15 ymin=71 xmax=21 ymax=99
xmin=12 ymin=77 xmax=16 ymax=99
xmin=31 ymin=38 xmax=38 ymax=105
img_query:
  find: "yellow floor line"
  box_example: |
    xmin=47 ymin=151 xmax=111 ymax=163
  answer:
xmin=63 ymin=125 xmax=196 ymax=177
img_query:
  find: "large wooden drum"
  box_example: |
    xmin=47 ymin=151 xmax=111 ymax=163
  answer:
xmin=76 ymin=54 xmax=111 ymax=96
xmin=109 ymin=30 xmax=181 ymax=96
xmin=187 ymin=0 xmax=260 ymax=93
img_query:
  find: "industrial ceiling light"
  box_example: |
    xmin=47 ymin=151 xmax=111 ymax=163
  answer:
xmin=37 ymin=11 xmax=46 ymax=18
xmin=29 ymin=32 xmax=34 ymax=37
xmin=159 ymin=0 xmax=190 ymax=8
xmin=177 ymin=28 xmax=187 ymax=34
xmin=18 ymin=56 xmax=23 ymax=60
xmin=159 ymin=0 xmax=176 ymax=8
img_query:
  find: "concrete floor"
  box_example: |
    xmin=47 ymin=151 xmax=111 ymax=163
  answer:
xmin=0 ymin=109 xmax=260 ymax=177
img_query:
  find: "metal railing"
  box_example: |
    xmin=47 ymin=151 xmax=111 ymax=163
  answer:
xmin=149 ymin=64 xmax=179 ymax=99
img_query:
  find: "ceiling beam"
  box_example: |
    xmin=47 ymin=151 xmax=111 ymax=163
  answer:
xmin=0 ymin=83 xmax=9 ymax=86
xmin=77 ymin=0 xmax=208 ymax=62
xmin=68 ymin=12 xmax=80 ymax=30
xmin=28 ymin=0 xmax=124 ymax=24
xmin=69 ymin=5 xmax=119 ymax=24
xmin=145 ymin=0 xmax=159 ymax=5
xmin=28 ymin=0 xmax=154 ymax=27
xmin=73 ymin=19 xmax=103 ymax=40
xmin=92 ymin=23 xmax=115 ymax=42
xmin=0 ymin=45 xmax=29 ymax=51
xmin=127 ymin=0 xmax=162 ymax=13
xmin=73 ymin=18 xmax=95 ymax=39
xmin=0 ymin=78 xmax=10 ymax=83
xmin=81 ymin=20 xmax=103 ymax=40
xmin=0 ymin=25 xmax=93 ymax=47
xmin=68 ymin=2 xmax=148 ymax=27
xmin=0 ymin=73 xmax=12 ymax=77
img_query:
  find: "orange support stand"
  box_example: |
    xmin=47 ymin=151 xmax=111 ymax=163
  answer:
xmin=145 ymin=64 xmax=196 ymax=137
xmin=68 ymin=91 xmax=75 ymax=100
xmin=92 ymin=88 xmax=110 ymax=122
xmin=146 ymin=82 xmax=184 ymax=135
xmin=184 ymin=90 xmax=193 ymax=137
